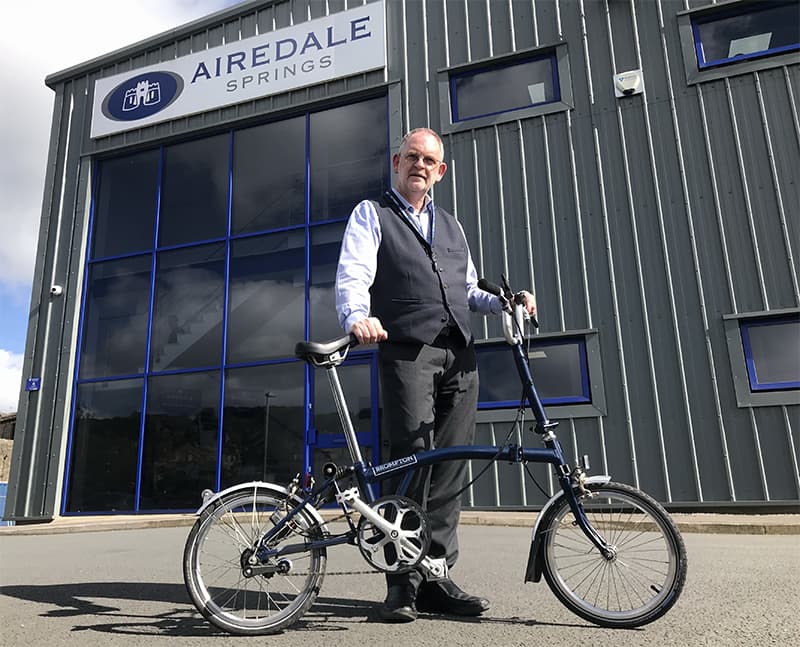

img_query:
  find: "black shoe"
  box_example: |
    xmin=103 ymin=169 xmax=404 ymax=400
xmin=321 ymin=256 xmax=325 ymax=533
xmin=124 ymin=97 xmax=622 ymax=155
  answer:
xmin=416 ymin=579 xmax=490 ymax=616
xmin=379 ymin=585 xmax=418 ymax=623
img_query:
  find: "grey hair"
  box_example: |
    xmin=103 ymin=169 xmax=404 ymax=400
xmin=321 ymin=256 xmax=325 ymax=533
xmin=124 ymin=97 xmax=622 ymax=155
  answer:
xmin=398 ymin=128 xmax=444 ymax=158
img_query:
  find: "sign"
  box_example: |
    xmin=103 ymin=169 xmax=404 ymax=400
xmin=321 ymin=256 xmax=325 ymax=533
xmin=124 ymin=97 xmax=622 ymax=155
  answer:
xmin=90 ymin=2 xmax=386 ymax=138
xmin=25 ymin=378 xmax=41 ymax=392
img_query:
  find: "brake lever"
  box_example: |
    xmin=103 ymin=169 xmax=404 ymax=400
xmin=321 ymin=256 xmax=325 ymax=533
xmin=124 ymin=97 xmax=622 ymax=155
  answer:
xmin=479 ymin=276 xmax=538 ymax=327
xmin=513 ymin=291 xmax=539 ymax=329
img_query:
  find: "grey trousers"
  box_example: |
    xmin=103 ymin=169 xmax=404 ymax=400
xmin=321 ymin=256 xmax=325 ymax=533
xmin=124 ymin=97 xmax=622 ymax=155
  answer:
xmin=378 ymin=336 xmax=479 ymax=590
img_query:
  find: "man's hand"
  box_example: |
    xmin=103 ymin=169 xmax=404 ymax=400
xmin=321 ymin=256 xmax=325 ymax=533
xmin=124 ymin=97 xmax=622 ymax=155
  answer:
xmin=350 ymin=317 xmax=388 ymax=344
xmin=518 ymin=290 xmax=537 ymax=317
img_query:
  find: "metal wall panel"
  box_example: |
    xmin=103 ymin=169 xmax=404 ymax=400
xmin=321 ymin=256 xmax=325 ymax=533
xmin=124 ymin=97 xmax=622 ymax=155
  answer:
xmin=422 ymin=0 xmax=798 ymax=508
xmin=8 ymin=0 xmax=799 ymax=520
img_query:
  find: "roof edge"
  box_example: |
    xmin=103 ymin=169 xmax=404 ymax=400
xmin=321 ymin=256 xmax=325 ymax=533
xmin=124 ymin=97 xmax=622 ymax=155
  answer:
xmin=45 ymin=0 xmax=271 ymax=88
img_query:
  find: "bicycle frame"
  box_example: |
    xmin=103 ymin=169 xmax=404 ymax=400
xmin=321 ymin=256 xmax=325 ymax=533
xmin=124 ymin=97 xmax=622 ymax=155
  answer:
xmin=221 ymin=297 xmax=613 ymax=567
xmin=186 ymin=283 xmax=687 ymax=633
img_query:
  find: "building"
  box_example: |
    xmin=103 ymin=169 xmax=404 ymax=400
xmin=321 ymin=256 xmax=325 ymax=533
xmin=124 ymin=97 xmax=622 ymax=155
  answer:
xmin=5 ymin=0 xmax=799 ymax=522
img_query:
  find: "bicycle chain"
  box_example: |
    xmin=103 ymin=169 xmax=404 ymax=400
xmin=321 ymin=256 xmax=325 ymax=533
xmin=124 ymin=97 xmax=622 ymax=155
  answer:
xmin=320 ymin=569 xmax=381 ymax=576
xmin=274 ymin=508 xmax=382 ymax=576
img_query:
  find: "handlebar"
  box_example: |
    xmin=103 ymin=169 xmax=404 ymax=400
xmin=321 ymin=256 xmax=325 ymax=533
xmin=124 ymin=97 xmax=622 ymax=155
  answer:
xmin=478 ymin=275 xmax=539 ymax=342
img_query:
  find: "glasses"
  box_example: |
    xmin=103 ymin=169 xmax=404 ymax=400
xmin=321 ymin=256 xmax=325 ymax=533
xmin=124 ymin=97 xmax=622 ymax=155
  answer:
xmin=403 ymin=152 xmax=442 ymax=169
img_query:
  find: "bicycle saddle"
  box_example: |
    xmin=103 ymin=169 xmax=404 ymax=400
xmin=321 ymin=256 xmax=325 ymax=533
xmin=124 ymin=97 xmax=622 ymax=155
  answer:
xmin=294 ymin=334 xmax=357 ymax=366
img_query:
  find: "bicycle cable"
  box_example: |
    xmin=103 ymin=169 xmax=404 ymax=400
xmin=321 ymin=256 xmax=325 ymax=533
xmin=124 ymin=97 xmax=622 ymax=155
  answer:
xmin=427 ymin=314 xmax=542 ymax=513
xmin=509 ymin=305 xmax=553 ymax=500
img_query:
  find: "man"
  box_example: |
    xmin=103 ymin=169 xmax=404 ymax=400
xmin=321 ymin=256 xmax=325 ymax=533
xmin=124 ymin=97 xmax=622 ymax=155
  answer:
xmin=335 ymin=128 xmax=536 ymax=622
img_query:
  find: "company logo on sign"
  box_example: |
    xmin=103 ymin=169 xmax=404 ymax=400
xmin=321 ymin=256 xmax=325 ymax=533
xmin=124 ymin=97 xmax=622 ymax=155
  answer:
xmin=101 ymin=71 xmax=184 ymax=122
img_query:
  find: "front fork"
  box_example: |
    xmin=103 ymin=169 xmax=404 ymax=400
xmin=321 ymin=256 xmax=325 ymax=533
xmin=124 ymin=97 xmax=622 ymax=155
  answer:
xmin=559 ymin=467 xmax=617 ymax=559
xmin=524 ymin=470 xmax=615 ymax=583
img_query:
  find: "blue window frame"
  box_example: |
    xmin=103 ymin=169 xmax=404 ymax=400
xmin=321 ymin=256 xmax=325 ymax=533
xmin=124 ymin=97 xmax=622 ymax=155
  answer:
xmin=740 ymin=314 xmax=800 ymax=392
xmin=691 ymin=0 xmax=799 ymax=69
xmin=450 ymin=51 xmax=560 ymax=123
xmin=476 ymin=336 xmax=591 ymax=409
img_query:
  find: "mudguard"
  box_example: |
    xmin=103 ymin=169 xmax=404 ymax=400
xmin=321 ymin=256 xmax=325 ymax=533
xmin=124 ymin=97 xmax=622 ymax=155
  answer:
xmin=194 ymin=480 xmax=327 ymax=530
xmin=524 ymin=475 xmax=611 ymax=583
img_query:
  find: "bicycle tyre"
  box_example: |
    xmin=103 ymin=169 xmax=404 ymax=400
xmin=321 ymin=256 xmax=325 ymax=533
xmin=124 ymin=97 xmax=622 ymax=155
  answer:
xmin=539 ymin=481 xmax=686 ymax=628
xmin=183 ymin=484 xmax=327 ymax=635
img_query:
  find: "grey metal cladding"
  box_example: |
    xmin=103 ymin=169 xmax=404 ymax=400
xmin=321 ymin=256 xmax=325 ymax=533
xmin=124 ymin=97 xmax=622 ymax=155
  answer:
xmin=432 ymin=0 xmax=798 ymax=506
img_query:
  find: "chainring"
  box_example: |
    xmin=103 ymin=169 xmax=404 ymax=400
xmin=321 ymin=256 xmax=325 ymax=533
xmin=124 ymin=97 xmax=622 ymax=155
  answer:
xmin=356 ymin=495 xmax=431 ymax=573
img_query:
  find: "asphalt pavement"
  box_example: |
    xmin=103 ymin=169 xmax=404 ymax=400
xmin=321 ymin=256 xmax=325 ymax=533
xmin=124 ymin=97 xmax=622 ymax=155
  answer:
xmin=1 ymin=508 xmax=798 ymax=535
xmin=1 ymin=524 xmax=798 ymax=647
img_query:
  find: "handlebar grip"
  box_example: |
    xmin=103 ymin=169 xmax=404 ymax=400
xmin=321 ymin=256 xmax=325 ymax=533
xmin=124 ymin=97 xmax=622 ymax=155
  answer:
xmin=481 ymin=277 xmax=539 ymax=328
xmin=478 ymin=278 xmax=502 ymax=296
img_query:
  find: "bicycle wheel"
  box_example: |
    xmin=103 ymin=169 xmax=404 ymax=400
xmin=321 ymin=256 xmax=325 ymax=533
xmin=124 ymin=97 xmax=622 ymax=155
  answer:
xmin=183 ymin=485 xmax=327 ymax=635
xmin=539 ymin=481 xmax=686 ymax=628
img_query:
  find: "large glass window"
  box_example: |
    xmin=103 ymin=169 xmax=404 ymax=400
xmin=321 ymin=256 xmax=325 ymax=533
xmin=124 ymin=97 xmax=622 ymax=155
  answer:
xmin=150 ymin=243 xmax=226 ymax=372
xmin=692 ymin=1 xmax=799 ymax=69
xmin=92 ymin=150 xmax=158 ymax=258
xmin=226 ymin=231 xmax=306 ymax=364
xmin=65 ymin=379 xmax=143 ymax=512
xmin=741 ymin=315 xmax=800 ymax=391
xmin=222 ymin=362 xmax=305 ymax=488
xmin=309 ymin=222 xmax=347 ymax=341
xmin=68 ymin=95 xmax=389 ymax=513
xmin=310 ymin=97 xmax=388 ymax=222
xmin=139 ymin=371 xmax=220 ymax=510
xmin=159 ymin=135 xmax=229 ymax=247
xmin=232 ymin=117 xmax=306 ymax=235
xmin=79 ymin=256 xmax=152 ymax=379
xmin=312 ymin=361 xmax=374 ymax=490
xmin=313 ymin=362 xmax=372 ymax=438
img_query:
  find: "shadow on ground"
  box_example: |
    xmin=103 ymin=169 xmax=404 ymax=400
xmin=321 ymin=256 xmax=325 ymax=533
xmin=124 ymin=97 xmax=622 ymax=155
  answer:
xmin=0 ymin=581 xmax=592 ymax=636
xmin=0 ymin=581 xmax=375 ymax=636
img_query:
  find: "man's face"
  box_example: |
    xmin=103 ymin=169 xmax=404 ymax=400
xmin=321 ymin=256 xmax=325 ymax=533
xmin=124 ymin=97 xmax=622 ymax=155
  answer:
xmin=392 ymin=132 xmax=447 ymax=200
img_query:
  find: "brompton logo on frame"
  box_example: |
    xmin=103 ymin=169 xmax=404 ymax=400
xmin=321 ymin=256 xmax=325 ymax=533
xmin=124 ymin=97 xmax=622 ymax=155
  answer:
xmin=90 ymin=1 xmax=386 ymax=138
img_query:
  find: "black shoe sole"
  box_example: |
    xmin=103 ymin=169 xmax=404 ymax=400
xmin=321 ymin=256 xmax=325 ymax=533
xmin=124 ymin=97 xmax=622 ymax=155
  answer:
xmin=379 ymin=606 xmax=418 ymax=622
xmin=416 ymin=601 xmax=489 ymax=617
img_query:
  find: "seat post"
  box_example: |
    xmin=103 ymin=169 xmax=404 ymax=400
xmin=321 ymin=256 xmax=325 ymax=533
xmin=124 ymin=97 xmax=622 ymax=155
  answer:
xmin=326 ymin=365 xmax=365 ymax=465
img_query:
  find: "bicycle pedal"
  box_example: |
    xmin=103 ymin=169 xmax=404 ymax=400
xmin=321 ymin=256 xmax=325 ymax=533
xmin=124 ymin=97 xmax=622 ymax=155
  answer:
xmin=421 ymin=556 xmax=448 ymax=582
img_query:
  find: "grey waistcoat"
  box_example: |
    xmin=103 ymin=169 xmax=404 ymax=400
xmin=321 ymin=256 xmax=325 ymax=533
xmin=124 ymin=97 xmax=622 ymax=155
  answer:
xmin=369 ymin=192 xmax=472 ymax=346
